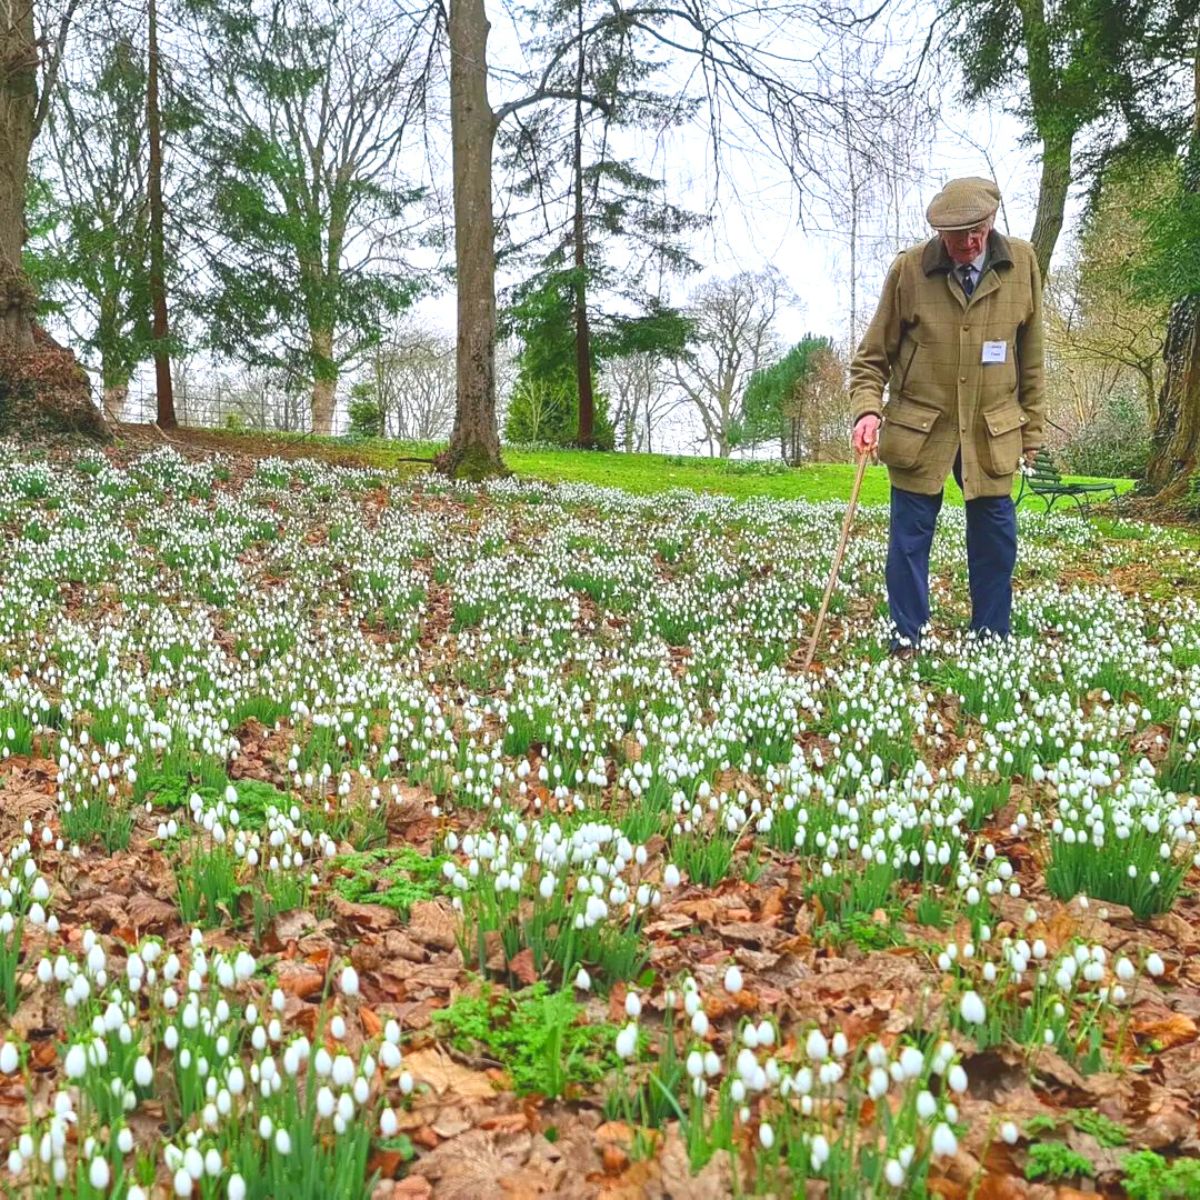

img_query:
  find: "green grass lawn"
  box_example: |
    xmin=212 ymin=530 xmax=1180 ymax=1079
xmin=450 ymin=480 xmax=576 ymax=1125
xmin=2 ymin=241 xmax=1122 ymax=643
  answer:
xmin=174 ymin=428 xmax=1133 ymax=508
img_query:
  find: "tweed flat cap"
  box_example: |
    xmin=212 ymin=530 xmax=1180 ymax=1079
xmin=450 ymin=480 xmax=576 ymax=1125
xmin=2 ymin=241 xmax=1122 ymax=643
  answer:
xmin=926 ymin=177 xmax=1001 ymax=230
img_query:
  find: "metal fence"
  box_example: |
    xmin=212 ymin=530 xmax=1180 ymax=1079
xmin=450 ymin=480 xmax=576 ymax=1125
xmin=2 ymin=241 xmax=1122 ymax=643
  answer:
xmin=117 ymin=380 xmax=352 ymax=437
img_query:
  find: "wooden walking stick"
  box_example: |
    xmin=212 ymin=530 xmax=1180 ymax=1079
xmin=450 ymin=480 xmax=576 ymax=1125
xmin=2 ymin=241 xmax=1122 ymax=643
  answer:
xmin=801 ymin=449 xmax=870 ymax=671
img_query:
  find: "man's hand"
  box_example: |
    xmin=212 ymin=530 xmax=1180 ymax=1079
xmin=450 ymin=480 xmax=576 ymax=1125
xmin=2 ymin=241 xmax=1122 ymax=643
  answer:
xmin=852 ymin=414 xmax=881 ymax=458
xmin=1023 ymin=448 xmax=1039 ymax=469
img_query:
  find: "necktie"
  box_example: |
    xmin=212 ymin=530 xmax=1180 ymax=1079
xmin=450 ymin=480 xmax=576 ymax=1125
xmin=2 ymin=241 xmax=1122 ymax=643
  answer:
xmin=959 ymin=264 xmax=975 ymax=298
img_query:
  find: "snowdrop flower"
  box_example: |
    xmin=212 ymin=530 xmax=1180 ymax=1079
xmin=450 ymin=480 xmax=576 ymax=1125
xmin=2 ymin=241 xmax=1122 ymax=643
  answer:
xmin=723 ymin=965 xmax=743 ymax=994
xmin=1146 ymin=953 xmax=1165 ymax=977
xmin=810 ymin=1134 xmax=829 ymax=1170
xmin=625 ymin=992 xmax=642 ymax=1019
xmin=89 ymin=1157 xmax=110 ymax=1190
xmin=805 ymin=1029 xmax=828 ymax=1062
xmin=1000 ymin=1122 xmax=1019 ymax=1145
xmin=898 ymin=1045 xmax=924 ymax=1079
xmin=615 ymin=1023 xmax=638 ymax=1059
xmin=0 ymin=1043 xmax=18 ymax=1074
xmin=574 ymin=967 xmax=591 ymax=991
xmin=64 ymin=1045 xmax=86 ymax=1080
xmin=959 ymin=990 xmax=986 ymax=1025
xmin=759 ymin=1123 xmax=774 ymax=1150
xmin=340 ymin=966 xmax=360 ymax=997
xmin=931 ymin=1123 xmax=958 ymax=1158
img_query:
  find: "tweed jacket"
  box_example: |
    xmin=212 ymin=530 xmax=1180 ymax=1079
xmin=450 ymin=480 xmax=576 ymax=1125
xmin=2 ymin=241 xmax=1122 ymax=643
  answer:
xmin=849 ymin=232 xmax=1046 ymax=501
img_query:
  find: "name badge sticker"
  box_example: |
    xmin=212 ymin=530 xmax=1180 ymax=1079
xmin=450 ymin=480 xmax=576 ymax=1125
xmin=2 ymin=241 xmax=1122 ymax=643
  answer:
xmin=981 ymin=340 xmax=1007 ymax=364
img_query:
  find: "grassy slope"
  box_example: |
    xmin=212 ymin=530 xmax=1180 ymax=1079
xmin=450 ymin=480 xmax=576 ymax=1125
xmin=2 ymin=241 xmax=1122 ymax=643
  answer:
xmin=158 ymin=428 xmax=1133 ymax=509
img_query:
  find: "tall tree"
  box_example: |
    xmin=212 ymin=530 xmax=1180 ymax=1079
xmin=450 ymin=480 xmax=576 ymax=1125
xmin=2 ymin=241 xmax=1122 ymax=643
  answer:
xmin=436 ymin=0 xmax=912 ymax=477
xmin=0 ymin=0 xmax=77 ymax=352
xmin=938 ymin=0 xmax=1199 ymax=277
xmin=503 ymin=0 xmax=704 ymax=448
xmin=146 ymin=0 xmax=174 ymax=428
xmin=441 ymin=0 xmax=503 ymax=475
xmin=672 ymin=269 xmax=786 ymax=458
xmin=187 ymin=0 xmax=429 ymax=435
xmin=1136 ymin=26 xmax=1200 ymax=498
xmin=1045 ymin=160 xmax=1171 ymax=430
xmin=32 ymin=22 xmax=154 ymax=421
xmin=743 ymin=335 xmax=847 ymax=463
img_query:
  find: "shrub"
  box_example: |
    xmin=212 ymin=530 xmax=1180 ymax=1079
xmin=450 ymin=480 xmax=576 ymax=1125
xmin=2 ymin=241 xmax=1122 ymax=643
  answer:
xmin=1057 ymin=390 xmax=1150 ymax=479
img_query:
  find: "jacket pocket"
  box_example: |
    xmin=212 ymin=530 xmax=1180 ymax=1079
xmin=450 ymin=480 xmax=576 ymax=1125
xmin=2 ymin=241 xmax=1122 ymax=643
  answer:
xmin=878 ymin=395 xmax=941 ymax=470
xmin=979 ymin=400 xmax=1027 ymax=477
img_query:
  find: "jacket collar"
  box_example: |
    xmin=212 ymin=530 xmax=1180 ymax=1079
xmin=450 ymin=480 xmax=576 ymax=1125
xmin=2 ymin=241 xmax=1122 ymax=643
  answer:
xmin=921 ymin=230 xmax=1014 ymax=277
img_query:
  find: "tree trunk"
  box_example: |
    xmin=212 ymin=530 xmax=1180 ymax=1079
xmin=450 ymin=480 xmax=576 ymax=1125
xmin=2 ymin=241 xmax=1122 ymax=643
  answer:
xmin=1029 ymin=129 xmax=1073 ymax=280
xmin=103 ymin=381 xmax=128 ymax=422
xmin=0 ymin=1 xmax=37 ymax=351
xmin=147 ymin=0 xmax=176 ymax=428
xmin=310 ymin=325 xmax=337 ymax=435
xmin=571 ymin=5 xmax=596 ymax=448
xmin=1146 ymin=295 xmax=1200 ymax=496
xmin=436 ymin=0 xmax=507 ymax=480
xmin=1145 ymin=24 xmax=1200 ymax=499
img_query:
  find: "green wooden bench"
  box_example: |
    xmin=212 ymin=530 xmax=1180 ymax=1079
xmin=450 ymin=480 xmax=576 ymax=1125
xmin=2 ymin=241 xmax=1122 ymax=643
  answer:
xmin=1014 ymin=448 xmax=1118 ymax=513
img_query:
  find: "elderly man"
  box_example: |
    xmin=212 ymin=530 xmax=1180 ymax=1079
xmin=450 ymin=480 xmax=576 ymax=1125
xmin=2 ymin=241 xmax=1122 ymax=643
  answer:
xmin=850 ymin=177 xmax=1045 ymax=652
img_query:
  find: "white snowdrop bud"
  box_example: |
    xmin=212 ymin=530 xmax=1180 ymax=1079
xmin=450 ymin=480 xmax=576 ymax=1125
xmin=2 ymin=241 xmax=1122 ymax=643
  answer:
xmin=339 ymin=966 xmax=359 ymax=997
xmin=899 ymin=1046 xmax=924 ymax=1078
xmin=959 ymin=990 xmax=986 ymax=1026
xmin=625 ymin=993 xmax=642 ymax=1019
xmin=805 ymin=1029 xmax=828 ymax=1062
xmin=0 ymin=1043 xmax=18 ymax=1074
xmin=380 ymin=1108 xmax=398 ymax=1138
xmin=574 ymin=967 xmax=591 ymax=991
xmin=931 ymin=1123 xmax=957 ymax=1158
xmin=64 ymin=1045 xmax=87 ymax=1080
xmin=88 ymin=1156 xmax=110 ymax=1190
xmin=723 ymin=965 xmax=743 ymax=994
xmin=1000 ymin=1122 xmax=1018 ymax=1145
xmin=1146 ymin=953 xmax=1165 ymax=977
xmin=615 ymin=1023 xmax=638 ymax=1059
xmin=759 ymin=1122 xmax=774 ymax=1150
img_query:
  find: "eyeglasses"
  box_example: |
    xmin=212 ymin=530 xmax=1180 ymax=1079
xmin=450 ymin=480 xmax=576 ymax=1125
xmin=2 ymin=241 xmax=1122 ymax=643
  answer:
xmin=944 ymin=221 xmax=992 ymax=241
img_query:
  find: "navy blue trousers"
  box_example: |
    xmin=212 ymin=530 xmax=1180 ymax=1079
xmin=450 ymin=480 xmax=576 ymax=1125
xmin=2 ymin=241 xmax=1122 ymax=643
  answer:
xmin=886 ymin=457 xmax=1016 ymax=646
